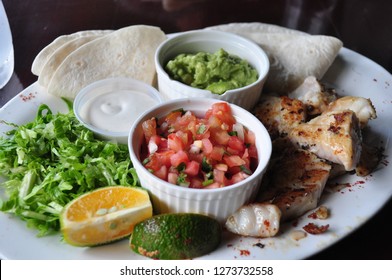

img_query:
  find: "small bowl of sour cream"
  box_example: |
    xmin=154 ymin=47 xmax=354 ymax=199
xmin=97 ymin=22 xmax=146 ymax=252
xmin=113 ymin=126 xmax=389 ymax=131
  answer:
xmin=74 ymin=77 xmax=163 ymax=144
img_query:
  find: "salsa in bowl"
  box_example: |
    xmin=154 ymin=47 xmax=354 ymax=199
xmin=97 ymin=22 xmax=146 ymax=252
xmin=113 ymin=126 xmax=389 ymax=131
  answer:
xmin=128 ymin=98 xmax=272 ymax=222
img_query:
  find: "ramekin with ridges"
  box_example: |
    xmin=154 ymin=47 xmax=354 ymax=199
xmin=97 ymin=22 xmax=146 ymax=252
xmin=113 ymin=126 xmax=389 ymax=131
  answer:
xmin=154 ymin=30 xmax=270 ymax=111
xmin=128 ymin=98 xmax=272 ymax=223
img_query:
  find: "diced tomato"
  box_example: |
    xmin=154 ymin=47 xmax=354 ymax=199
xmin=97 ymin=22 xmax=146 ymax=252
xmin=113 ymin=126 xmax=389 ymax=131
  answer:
xmin=140 ymin=102 xmax=258 ymax=188
xmin=186 ymin=120 xmax=198 ymax=138
xmin=213 ymin=169 xmax=226 ymax=184
xmin=208 ymin=102 xmax=236 ymax=127
xmin=156 ymin=150 xmax=175 ymax=167
xmin=224 ymin=155 xmax=246 ymax=167
xmin=228 ymin=136 xmax=245 ymax=153
xmin=163 ymin=110 xmax=182 ymax=126
xmin=228 ymin=166 xmax=241 ymax=176
xmin=158 ymin=138 xmax=168 ymax=151
xmin=201 ymin=138 xmax=213 ymax=154
xmin=143 ymin=153 xmax=160 ymax=171
xmin=226 ymin=146 xmax=240 ymax=156
xmin=206 ymin=115 xmax=222 ymax=129
xmin=184 ymin=160 xmax=200 ymax=177
xmin=188 ymin=152 xmax=203 ymax=164
xmin=210 ymin=129 xmax=230 ymax=145
xmin=230 ymin=171 xmax=250 ymax=184
xmin=168 ymin=133 xmax=185 ymax=152
xmin=205 ymin=109 xmax=213 ymax=121
xmin=190 ymin=178 xmax=204 ymax=189
xmin=175 ymin=130 xmax=191 ymax=148
xmin=241 ymin=148 xmax=250 ymax=167
xmin=245 ymin=130 xmax=256 ymax=146
xmin=210 ymin=146 xmax=225 ymax=161
xmin=154 ymin=165 xmax=168 ymax=181
xmin=215 ymin=163 xmax=228 ymax=172
xmin=177 ymin=110 xmax=197 ymax=127
xmin=142 ymin=117 xmax=157 ymax=142
xmin=168 ymin=172 xmax=178 ymax=185
xmin=248 ymin=145 xmax=258 ymax=159
xmin=170 ymin=150 xmax=189 ymax=167
xmin=144 ymin=150 xmax=174 ymax=171
xmin=195 ymin=130 xmax=211 ymax=140
xmin=149 ymin=135 xmax=162 ymax=146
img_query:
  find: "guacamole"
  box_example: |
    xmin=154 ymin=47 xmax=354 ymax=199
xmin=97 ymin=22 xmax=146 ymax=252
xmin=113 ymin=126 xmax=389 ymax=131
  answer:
xmin=165 ymin=48 xmax=258 ymax=95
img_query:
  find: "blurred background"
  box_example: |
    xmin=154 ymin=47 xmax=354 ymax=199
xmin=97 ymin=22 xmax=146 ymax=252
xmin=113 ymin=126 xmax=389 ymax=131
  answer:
xmin=2 ymin=0 xmax=392 ymax=88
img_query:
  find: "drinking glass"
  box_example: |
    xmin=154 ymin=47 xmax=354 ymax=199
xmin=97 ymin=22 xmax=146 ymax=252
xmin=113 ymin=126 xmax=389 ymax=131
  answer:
xmin=0 ymin=1 xmax=14 ymax=89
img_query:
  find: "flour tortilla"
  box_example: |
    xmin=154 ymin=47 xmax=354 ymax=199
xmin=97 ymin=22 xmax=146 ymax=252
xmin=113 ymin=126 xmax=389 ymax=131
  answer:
xmin=31 ymin=29 xmax=112 ymax=76
xmin=38 ymin=35 xmax=103 ymax=87
xmin=207 ymin=22 xmax=309 ymax=36
xmin=47 ymin=25 xmax=167 ymax=99
xmin=206 ymin=22 xmax=343 ymax=94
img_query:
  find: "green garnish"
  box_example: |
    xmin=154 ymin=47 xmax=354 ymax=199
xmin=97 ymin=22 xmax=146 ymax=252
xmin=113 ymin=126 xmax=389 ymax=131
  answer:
xmin=176 ymin=162 xmax=186 ymax=172
xmin=177 ymin=172 xmax=189 ymax=187
xmin=0 ymin=104 xmax=138 ymax=236
xmin=202 ymin=179 xmax=214 ymax=187
xmin=205 ymin=171 xmax=214 ymax=180
xmin=240 ymin=165 xmax=252 ymax=175
xmin=142 ymin=157 xmax=151 ymax=165
xmin=197 ymin=124 xmax=207 ymax=135
xmin=201 ymin=156 xmax=212 ymax=173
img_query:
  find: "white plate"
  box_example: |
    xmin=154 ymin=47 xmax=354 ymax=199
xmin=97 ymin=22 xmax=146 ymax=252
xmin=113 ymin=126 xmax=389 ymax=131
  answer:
xmin=0 ymin=48 xmax=391 ymax=260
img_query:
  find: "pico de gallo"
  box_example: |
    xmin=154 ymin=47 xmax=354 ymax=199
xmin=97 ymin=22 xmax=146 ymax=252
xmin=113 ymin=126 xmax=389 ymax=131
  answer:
xmin=140 ymin=102 xmax=258 ymax=188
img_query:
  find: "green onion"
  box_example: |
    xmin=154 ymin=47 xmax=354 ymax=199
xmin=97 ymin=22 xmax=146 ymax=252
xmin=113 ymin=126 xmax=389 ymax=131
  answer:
xmin=201 ymin=156 xmax=212 ymax=173
xmin=176 ymin=162 xmax=186 ymax=172
xmin=142 ymin=157 xmax=151 ymax=165
xmin=240 ymin=165 xmax=252 ymax=175
xmin=202 ymin=179 xmax=214 ymax=187
xmin=177 ymin=172 xmax=189 ymax=187
xmin=197 ymin=124 xmax=207 ymax=134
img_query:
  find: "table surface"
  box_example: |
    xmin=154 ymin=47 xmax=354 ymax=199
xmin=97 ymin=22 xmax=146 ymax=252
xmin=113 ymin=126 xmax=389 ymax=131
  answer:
xmin=1 ymin=0 xmax=391 ymax=260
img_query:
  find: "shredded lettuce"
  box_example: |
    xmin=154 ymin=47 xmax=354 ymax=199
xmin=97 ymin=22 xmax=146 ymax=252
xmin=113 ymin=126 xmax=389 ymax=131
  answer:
xmin=0 ymin=103 xmax=139 ymax=236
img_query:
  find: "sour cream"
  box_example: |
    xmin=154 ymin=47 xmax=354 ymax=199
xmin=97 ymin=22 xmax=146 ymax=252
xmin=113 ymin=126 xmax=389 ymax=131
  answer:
xmin=74 ymin=77 xmax=163 ymax=144
xmin=80 ymin=90 xmax=158 ymax=133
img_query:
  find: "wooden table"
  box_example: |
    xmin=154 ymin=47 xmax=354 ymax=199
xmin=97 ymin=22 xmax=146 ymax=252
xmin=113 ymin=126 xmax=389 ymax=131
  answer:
xmin=1 ymin=0 xmax=392 ymax=259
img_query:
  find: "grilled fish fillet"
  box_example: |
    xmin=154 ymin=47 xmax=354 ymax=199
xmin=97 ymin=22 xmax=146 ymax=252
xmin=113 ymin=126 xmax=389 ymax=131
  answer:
xmin=289 ymin=110 xmax=362 ymax=171
xmin=324 ymin=96 xmax=377 ymax=128
xmin=257 ymin=138 xmax=332 ymax=222
xmin=288 ymin=76 xmax=337 ymax=115
xmin=253 ymin=95 xmax=306 ymax=139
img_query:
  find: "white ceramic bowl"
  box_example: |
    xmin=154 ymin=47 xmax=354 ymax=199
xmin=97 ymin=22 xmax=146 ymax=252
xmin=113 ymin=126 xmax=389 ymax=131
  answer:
xmin=74 ymin=77 xmax=163 ymax=144
xmin=155 ymin=30 xmax=270 ymax=111
xmin=128 ymin=98 xmax=272 ymax=223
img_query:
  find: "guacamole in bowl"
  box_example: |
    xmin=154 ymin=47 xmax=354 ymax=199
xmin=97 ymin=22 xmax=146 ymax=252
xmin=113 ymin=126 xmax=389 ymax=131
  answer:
xmin=154 ymin=30 xmax=270 ymax=111
xmin=165 ymin=48 xmax=258 ymax=95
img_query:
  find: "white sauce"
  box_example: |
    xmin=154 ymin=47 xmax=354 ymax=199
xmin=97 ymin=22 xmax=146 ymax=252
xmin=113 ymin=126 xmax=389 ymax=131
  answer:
xmin=80 ymin=90 xmax=158 ymax=133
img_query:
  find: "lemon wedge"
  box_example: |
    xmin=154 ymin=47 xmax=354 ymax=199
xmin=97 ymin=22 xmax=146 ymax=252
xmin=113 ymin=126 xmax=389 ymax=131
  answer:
xmin=60 ymin=186 xmax=152 ymax=246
